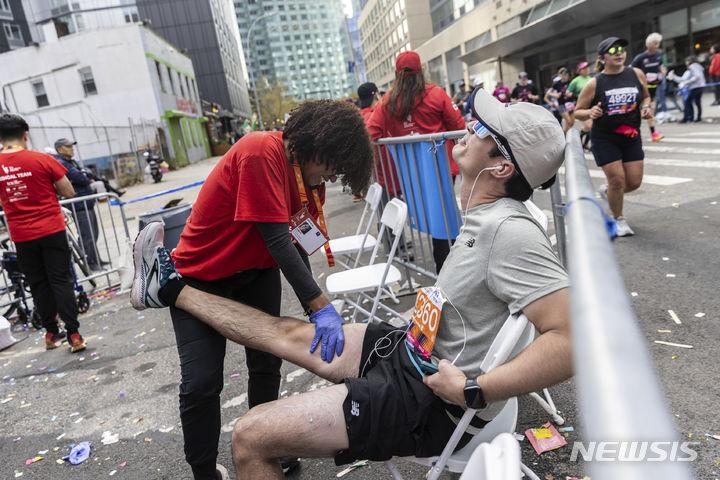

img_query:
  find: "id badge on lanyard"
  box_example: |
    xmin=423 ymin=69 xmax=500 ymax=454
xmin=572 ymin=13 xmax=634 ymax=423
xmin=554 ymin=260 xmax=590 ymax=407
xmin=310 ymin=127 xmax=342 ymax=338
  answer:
xmin=290 ymin=207 xmax=329 ymax=255
xmin=291 ymin=164 xmax=335 ymax=267
xmin=406 ymin=286 xmax=446 ymax=359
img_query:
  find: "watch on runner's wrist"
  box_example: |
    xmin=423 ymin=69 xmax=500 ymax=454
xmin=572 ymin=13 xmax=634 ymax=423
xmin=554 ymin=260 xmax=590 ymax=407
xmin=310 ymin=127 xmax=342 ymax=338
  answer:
xmin=464 ymin=378 xmax=487 ymax=409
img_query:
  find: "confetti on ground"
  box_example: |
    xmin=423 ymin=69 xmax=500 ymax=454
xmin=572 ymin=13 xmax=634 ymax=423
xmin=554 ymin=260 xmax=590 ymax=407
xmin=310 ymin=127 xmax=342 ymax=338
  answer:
xmin=229 ymin=373 xmax=241 ymax=378
xmin=25 ymin=456 xmax=43 ymax=465
xmin=694 ymin=312 xmax=705 ymax=318
xmin=133 ymin=417 xmax=143 ymax=423
xmin=666 ymin=274 xmax=676 ymax=278
xmin=630 ymin=292 xmax=638 ymax=297
xmin=668 ymin=310 xmax=682 ymax=325
xmin=654 ymin=340 xmax=693 ymax=349
xmin=657 ymin=329 xmax=672 ymax=333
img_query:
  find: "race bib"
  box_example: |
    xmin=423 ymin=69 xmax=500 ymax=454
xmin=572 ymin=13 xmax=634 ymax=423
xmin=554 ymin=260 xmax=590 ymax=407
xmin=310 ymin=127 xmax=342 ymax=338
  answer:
xmin=605 ymin=86 xmax=639 ymax=116
xmin=564 ymin=102 xmax=576 ymax=112
xmin=406 ymin=286 xmax=446 ymax=359
xmin=289 ymin=207 xmax=329 ymax=256
xmin=645 ymin=72 xmax=660 ymax=84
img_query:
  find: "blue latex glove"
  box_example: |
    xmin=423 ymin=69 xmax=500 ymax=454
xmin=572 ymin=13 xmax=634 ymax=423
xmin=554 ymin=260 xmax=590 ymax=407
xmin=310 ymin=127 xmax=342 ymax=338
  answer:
xmin=63 ymin=441 xmax=91 ymax=465
xmin=309 ymin=304 xmax=345 ymax=363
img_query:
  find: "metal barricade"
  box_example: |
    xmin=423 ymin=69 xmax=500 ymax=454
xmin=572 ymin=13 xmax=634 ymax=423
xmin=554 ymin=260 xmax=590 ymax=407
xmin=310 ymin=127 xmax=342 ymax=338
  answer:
xmin=0 ymin=192 xmax=132 ymax=318
xmin=563 ymin=129 xmax=691 ymax=480
xmin=373 ymin=130 xmax=466 ymax=287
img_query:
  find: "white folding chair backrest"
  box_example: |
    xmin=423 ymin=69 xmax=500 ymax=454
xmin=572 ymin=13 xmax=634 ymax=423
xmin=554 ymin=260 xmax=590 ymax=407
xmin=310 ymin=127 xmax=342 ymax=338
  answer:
xmin=368 ymin=198 xmax=407 ymax=265
xmin=458 ymin=432 xmax=522 ymax=480
xmin=480 ymin=313 xmax=534 ymax=373
xmin=365 ymin=183 xmax=383 ymax=213
xmin=523 ymin=200 xmax=548 ymax=232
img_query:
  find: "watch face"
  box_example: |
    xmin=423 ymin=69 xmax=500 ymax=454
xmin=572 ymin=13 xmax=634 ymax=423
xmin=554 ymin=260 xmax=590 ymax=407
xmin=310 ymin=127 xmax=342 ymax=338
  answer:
xmin=464 ymin=381 xmax=486 ymax=409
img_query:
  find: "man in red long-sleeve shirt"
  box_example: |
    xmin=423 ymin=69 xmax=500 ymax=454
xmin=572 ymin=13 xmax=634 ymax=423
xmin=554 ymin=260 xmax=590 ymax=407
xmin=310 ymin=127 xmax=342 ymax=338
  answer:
xmin=710 ymin=44 xmax=720 ymax=106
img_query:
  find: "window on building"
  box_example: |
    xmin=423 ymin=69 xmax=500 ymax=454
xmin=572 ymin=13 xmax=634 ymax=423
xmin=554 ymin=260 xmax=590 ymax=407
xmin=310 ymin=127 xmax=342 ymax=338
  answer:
xmin=179 ymin=74 xmax=186 ymax=97
xmin=168 ymin=66 xmax=176 ymax=95
xmin=75 ymin=13 xmax=85 ymax=31
xmin=155 ymin=61 xmax=165 ymax=91
xmin=53 ymin=14 xmax=76 ymax=37
xmin=0 ymin=0 xmax=11 ymax=12
xmin=79 ymin=67 xmax=97 ymax=96
xmin=32 ymin=80 xmax=49 ymax=108
xmin=3 ymin=23 xmax=22 ymax=41
xmin=186 ymin=77 xmax=192 ymax=100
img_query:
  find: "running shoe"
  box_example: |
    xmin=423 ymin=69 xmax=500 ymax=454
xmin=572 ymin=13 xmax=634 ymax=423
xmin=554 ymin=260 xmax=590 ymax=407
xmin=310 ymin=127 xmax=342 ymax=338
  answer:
xmin=69 ymin=333 xmax=86 ymax=353
xmin=615 ymin=217 xmax=635 ymax=237
xmin=131 ymin=222 xmax=180 ymax=310
xmin=651 ymin=131 xmax=664 ymax=142
xmin=45 ymin=332 xmax=64 ymax=350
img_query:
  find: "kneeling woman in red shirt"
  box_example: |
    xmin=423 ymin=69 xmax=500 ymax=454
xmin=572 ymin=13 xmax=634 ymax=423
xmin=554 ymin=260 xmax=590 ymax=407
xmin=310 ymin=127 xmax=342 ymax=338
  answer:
xmin=168 ymin=100 xmax=373 ymax=479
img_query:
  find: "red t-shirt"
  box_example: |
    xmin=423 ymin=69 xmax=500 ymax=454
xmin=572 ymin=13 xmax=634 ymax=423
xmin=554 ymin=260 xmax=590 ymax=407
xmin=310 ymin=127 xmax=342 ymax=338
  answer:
xmin=0 ymin=149 xmax=67 ymax=242
xmin=359 ymin=106 xmax=374 ymax=123
xmin=172 ymin=131 xmax=325 ymax=281
xmin=367 ymin=84 xmax=465 ymax=175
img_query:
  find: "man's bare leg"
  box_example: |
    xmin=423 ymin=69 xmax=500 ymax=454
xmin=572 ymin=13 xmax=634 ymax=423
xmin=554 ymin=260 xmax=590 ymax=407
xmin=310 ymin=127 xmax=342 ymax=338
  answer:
xmin=175 ymin=285 xmax=367 ymax=383
xmin=232 ymin=384 xmax=350 ymax=479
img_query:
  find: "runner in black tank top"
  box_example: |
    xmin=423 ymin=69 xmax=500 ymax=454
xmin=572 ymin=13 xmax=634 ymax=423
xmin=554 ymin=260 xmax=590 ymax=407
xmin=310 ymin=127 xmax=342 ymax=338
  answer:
xmin=575 ymin=36 xmax=652 ymax=237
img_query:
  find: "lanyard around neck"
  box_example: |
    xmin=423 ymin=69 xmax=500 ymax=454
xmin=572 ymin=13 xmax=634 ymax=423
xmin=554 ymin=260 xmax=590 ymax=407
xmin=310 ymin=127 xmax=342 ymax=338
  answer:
xmin=1 ymin=145 xmax=23 ymax=152
xmin=292 ymin=163 xmax=334 ymax=268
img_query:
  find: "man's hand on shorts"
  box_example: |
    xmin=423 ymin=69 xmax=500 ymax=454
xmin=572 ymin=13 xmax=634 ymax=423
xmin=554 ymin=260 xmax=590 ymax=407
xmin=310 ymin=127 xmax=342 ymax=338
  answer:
xmin=422 ymin=359 xmax=467 ymax=407
xmin=309 ymin=304 xmax=345 ymax=363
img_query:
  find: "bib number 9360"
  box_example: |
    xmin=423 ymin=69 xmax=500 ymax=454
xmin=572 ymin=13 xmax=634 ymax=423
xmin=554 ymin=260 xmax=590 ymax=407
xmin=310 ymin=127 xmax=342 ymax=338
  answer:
xmin=407 ymin=287 xmax=446 ymax=359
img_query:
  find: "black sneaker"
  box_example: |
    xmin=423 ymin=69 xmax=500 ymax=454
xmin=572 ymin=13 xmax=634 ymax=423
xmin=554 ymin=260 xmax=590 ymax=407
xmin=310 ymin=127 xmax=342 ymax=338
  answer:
xmin=280 ymin=457 xmax=300 ymax=474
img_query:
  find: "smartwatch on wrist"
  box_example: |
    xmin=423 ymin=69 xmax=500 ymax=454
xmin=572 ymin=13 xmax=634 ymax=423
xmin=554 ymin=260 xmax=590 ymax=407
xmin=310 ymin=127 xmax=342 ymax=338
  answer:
xmin=464 ymin=378 xmax=487 ymax=409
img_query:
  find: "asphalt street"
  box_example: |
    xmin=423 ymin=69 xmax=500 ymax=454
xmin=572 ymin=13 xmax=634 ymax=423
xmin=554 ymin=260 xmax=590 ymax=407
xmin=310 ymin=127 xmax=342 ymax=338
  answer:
xmin=1 ymin=114 xmax=719 ymax=479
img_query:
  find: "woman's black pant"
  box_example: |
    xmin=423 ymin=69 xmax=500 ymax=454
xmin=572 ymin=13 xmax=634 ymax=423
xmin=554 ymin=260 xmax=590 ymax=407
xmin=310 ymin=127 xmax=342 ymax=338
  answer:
xmin=169 ymin=268 xmax=282 ymax=479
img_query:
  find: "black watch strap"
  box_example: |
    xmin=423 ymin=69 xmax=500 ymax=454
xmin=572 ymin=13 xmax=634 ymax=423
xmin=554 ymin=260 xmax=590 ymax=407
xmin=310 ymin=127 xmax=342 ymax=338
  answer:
xmin=464 ymin=378 xmax=487 ymax=409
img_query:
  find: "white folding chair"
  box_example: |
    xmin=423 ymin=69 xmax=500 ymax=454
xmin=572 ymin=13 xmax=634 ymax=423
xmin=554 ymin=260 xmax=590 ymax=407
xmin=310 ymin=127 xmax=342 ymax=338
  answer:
xmin=326 ymin=198 xmax=408 ymax=324
xmin=328 ymin=183 xmax=383 ymax=270
xmin=458 ymin=433 xmax=522 ymax=480
xmin=385 ymin=314 xmax=542 ymax=480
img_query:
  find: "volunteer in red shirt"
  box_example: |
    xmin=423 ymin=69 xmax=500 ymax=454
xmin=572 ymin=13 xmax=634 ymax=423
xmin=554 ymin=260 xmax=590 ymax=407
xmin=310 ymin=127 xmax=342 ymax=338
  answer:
xmin=0 ymin=114 xmax=86 ymax=353
xmin=167 ymin=100 xmax=373 ymax=479
xmin=367 ymin=50 xmax=466 ymax=273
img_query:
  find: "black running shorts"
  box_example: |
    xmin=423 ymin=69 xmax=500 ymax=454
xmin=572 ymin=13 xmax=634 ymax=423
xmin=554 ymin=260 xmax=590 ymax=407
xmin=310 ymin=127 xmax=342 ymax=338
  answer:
xmin=334 ymin=323 xmax=485 ymax=465
xmin=590 ymin=129 xmax=645 ymax=167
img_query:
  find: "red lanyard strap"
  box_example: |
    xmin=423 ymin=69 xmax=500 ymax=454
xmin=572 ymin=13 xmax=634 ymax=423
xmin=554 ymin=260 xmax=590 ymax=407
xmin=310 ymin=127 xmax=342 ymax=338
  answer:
xmin=292 ymin=164 xmax=334 ymax=267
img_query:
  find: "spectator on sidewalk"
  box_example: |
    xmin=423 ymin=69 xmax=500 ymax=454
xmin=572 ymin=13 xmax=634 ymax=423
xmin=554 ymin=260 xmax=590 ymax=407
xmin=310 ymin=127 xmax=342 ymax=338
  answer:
xmin=709 ymin=44 xmax=720 ymax=106
xmin=0 ymin=114 xmax=86 ymax=352
xmin=670 ymin=56 xmax=706 ymax=123
xmin=367 ymin=50 xmax=466 ymax=273
xmin=53 ymin=138 xmax=107 ymax=271
xmin=493 ymin=81 xmax=511 ymax=104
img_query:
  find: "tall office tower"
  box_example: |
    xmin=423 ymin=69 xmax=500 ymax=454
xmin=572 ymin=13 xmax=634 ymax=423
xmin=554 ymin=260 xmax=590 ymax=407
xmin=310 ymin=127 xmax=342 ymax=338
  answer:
xmin=346 ymin=0 xmax=367 ymax=84
xmin=235 ymin=0 xmax=358 ymax=100
xmin=358 ymin=0 xmax=433 ymax=89
xmin=0 ymin=0 xmax=31 ymax=54
xmin=136 ymin=0 xmax=252 ymax=117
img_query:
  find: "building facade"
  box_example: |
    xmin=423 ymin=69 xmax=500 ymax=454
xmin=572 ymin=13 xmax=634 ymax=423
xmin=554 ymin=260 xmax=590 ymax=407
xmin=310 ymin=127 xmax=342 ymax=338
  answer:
xmin=0 ymin=23 xmax=209 ymax=174
xmin=0 ymin=0 xmax=31 ymax=53
xmin=347 ymin=0 xmax=367 ymax=84
xmin=136 ymin=0 xmax=252 ymax=118
xmin=234 ymin=0 xmax=358 ymax=100
xmin=358 ymin=0 xmax=433 ymax=89
xmin=408 ymin=0 xmax=720 ymax=98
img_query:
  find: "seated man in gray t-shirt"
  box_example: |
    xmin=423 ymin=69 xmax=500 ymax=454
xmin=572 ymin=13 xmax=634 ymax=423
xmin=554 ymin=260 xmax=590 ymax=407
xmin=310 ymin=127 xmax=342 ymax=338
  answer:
xmin=130 ymin=89 xmax=571 ymax=478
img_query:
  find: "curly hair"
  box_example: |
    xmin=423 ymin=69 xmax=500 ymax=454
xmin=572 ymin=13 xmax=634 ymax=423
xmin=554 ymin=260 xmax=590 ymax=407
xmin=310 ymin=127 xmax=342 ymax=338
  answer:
xmin=384 ymin=71 xmax=427 ymax=119
xmin=284 ymin=100 xmax=373 ymax=193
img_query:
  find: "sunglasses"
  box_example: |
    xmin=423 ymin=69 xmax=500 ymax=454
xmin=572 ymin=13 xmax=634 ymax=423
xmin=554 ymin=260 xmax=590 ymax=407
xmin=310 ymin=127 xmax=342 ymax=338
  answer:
xmin=472 ymin=122 xmax=512 ymax=162
xmin=605 ymin=45 xmax=626 ymax=55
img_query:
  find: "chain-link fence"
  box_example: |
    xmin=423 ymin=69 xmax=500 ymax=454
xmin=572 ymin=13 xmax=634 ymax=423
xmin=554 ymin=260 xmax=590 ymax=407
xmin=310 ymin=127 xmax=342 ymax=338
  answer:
xmin=25 ymin=119 xmax=166 ymax=186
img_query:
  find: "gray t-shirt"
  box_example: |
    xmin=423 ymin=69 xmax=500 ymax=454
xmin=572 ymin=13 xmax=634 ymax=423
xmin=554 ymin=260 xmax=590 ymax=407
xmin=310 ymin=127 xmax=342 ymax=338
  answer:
xmin=432 ymin=198 xmax=568 ymax=418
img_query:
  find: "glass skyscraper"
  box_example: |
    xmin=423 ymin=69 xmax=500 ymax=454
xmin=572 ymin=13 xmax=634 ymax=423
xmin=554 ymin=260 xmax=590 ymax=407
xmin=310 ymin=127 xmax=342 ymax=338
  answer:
xmin=235 ymin=0 xmax=358 ymax=100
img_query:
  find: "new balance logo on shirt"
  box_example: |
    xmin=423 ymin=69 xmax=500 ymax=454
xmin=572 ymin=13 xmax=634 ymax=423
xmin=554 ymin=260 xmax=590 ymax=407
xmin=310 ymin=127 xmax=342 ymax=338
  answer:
xmin=350 ymin=400 xmax=360 ymax=416
xmin=465 ymin=238 xmax=475 ymax=248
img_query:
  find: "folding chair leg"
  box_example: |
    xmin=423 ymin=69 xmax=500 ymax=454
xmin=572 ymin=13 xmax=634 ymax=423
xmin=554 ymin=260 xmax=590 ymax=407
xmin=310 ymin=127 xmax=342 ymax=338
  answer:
xmin=521 ymin=462 xmax=542 ymax=480
xmin=528 ymin=391 xmax=564 ymax=425
xmin=384 ymin=460 xmax=404 ymax=479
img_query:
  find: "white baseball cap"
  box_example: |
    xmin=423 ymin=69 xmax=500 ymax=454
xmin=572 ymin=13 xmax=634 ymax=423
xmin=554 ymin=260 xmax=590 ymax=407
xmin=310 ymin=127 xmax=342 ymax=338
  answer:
xmin=471 ymin=88 xmax=565 ymax=189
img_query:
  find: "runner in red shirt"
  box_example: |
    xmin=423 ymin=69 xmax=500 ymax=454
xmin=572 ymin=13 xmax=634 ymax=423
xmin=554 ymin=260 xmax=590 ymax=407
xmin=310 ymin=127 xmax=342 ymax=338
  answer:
xmin=367 ymin=50 xmax=466 ymax=272
xmin=0 ymin=114 xmax=86 ymax=352
xmin=157 ymin=100 xmax=373 ymax=479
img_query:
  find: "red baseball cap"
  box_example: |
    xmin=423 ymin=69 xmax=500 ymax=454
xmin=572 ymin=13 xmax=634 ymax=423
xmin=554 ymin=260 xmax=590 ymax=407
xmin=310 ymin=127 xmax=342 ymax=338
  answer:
xmin=396 ymin=51 xmax=421 ymax=76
